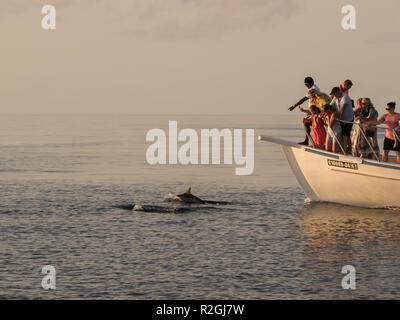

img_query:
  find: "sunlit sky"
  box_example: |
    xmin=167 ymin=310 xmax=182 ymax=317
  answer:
xmin=1 ymin=0 xmax=400 ymax=114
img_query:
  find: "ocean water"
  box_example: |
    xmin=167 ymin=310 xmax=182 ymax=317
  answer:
xmin=0 ymin=114 xmax=399 ymax=299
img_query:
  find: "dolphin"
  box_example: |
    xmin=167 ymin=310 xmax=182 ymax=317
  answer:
xmin=166 ymin=187 xmax=206 ymax=204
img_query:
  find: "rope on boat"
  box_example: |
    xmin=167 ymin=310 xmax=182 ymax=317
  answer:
xmin=330 ymin=128 xmax=346 ymax=155
xmin=298 ymin=114 xmax=399 ymax=159
xmin=341 ymin=119 xmax=400 ymax=160
xmin=340 ymin=119 xmax=400 ymax=136
xmin=340 ymin=120 xmax=380 ymax=161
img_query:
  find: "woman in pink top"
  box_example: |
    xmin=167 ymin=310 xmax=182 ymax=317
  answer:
xmin=377 ymin=102 xmax=400 ymax=163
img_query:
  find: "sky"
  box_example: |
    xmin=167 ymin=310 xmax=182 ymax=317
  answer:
xmin=1 ymin=0 xmax=400 ymax=114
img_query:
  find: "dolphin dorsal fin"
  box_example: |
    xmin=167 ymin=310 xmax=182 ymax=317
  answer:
xmin=185 ymin=187 xmax=191 ymax=194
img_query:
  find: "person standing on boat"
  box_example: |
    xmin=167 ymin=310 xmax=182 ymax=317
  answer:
xmin=341 ymin=80 xmax=355 ymax=109
xmin=330 ymin=87 xmax=354 ymax=154
xmin=289 ymin=77 xmax=320 ymax=111
xmin=323 ymin=104 xmax=342 ymax=153
xmin=351 ymin=98 xmax=363 ymax=156
xmin=309 ymin=105 xmax=326 ymax=149
xmin=338 ymin=79 xmax=353 ymax=95
xmin=299 ymin=89 xmax=331 ymax=113
xmin=288 ymin=77 xmax=320 ymax=145
xmin=313 ymin=90 xmax=331 ymax=111
xmin=353 ymin=98 xmax=379 ymax=159
xmin=376 ymin=102 xmax=400 ymax=163
xmin=332 ymin=79 xmax=354 ymax=109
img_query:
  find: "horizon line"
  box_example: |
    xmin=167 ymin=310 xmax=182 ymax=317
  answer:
xmin=0 ymin=112 xmax=296 ymax=116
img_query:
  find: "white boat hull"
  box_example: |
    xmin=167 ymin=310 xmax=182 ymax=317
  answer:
xmin=259 ymin=135 xmax=400 ymax=208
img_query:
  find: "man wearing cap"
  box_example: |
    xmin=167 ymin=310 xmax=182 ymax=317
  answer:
xmin=330 ymin=86 xmax=354 ymax=154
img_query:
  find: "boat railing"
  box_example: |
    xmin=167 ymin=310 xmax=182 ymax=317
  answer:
xmin=339 ymin=120 xmax=400 ymax=162
xmin=340 ymin=120 xmax=379 ymax=161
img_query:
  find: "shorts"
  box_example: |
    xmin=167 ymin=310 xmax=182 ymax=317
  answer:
xmin=383 ymin=137 xmax=400 ymax=151
xmin=326 ymin=126 xmax=342 ymax=143
xmin=340 ymin=121 xmax=353 ymax=137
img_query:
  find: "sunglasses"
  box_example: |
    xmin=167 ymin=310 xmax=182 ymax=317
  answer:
xmin=386 ymin=107 xmax=393 ymax=111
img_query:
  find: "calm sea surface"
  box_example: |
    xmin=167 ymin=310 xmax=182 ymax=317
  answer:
xmin=0 ymin=114 xmax=399 ymax=299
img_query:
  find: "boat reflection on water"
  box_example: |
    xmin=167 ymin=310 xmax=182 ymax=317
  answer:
xmin=299 ymin=202 xmax=400 ymax=245
xmin=293 ymin=202 xmax=400 ymax=298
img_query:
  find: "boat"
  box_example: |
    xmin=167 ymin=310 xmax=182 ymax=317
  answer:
xmin=258 ymin=135 xmax=400 ymax=208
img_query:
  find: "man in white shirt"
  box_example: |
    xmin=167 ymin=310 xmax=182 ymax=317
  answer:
xmin=289 ymin=77 xmax=320 ymax=111
xmin=330 ymin=87 xmax=354 ymax=154
xmin=289 ymin=77 xmax=320 ymax=145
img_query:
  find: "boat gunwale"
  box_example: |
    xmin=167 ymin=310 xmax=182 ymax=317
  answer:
xmin=258 ymin=134 xmax=400 ymax=171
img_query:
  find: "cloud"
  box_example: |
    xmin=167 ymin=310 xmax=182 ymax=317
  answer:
xmin=113 ymin=0 xmax=302 ymax=39
xmin=1 ymin=0 xmax=302 ymax=39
